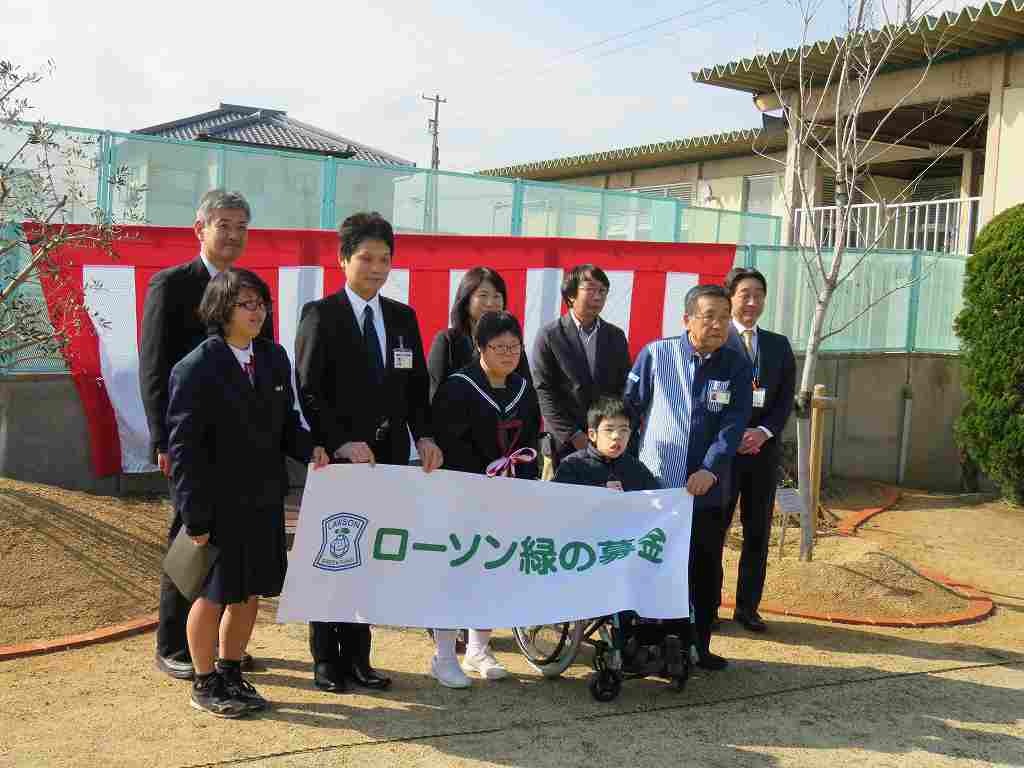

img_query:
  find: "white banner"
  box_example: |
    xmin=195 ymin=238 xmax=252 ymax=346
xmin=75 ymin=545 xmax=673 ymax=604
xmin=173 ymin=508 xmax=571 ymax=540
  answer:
xmin=278 ymin=465 xmax=692 ymax=628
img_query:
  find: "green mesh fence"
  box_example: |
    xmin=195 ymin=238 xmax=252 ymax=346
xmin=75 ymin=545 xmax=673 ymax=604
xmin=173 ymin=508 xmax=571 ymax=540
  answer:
xmin=737 ymin=245 xmax=965 ymax=353
xmin=3 ymin=120 xmax=965 ymax=371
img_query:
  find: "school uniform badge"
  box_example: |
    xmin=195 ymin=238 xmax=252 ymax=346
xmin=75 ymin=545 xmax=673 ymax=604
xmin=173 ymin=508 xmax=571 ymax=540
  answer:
xmin=314 ymin=513 xmax=369 ymax=571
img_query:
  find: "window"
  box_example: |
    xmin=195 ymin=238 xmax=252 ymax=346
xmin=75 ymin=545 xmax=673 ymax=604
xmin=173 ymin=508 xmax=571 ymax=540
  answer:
xmin=743 ymin=175 xmax=781 ymax=216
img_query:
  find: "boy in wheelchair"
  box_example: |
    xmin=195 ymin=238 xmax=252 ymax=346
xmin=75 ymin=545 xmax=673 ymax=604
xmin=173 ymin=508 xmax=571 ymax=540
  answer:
xmin=550 ymin=397 xmax=691 ymax=698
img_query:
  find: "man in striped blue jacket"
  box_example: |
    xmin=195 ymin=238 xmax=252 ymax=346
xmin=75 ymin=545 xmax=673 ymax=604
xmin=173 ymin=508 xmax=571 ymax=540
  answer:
xmin=624 ymin=284 xmax=753 ymax=671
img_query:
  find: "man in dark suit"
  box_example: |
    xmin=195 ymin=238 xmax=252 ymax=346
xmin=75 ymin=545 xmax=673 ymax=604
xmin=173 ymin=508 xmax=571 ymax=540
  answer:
xmin=717 ymin=267 xmax=796 ymax=633
xmin=140 ymin=189 xmax=272 ymax=679
xmin=532 ymin=264 xmax=632 ymax=479
xmin=295 ymin=211 xmax=443 ymax=694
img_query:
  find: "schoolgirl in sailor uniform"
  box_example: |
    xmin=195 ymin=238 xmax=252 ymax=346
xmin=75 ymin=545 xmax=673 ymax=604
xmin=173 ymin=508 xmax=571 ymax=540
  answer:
xmin=429 ymin=311 xmax=542 ymax=687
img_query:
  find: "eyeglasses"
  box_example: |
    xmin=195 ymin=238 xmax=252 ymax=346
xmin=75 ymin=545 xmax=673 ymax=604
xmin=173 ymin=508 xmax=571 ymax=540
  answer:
xmin=234 ymin=300 xmax=269 ymax=312
xmin=579 ymin=283 xmax=609 ymax=297
xmin=486 ymin=342 xmax=522 ymax=355
xmin=691 ymin=313 xmax=730 ymax=326
xmin=597 ymin=427 xmax=631 ymax=437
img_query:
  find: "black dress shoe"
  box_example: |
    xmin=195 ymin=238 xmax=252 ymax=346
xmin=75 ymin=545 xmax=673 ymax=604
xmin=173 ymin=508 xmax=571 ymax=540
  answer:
xmin=734 ymin=611 xmax=767 ymax=633
xmin=155 ymin=651 xmax=194 ymax=680
xmin=313 ymin=663 xmax=348 ymax=693
xmin=349 ymin=661 xmax=392 ymax=690
xmin=695 ymin=652 xmax=729 ymax=671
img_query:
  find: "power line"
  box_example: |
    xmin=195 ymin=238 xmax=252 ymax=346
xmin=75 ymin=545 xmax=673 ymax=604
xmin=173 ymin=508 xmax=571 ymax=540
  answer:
xmin=507 ymin=0 xmax=772 ymax=83
xmin=495 ymin=0 xmax=737 ymax=79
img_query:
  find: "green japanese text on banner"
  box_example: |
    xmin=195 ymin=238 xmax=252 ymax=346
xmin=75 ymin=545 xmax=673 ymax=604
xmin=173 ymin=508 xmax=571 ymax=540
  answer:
xmin=278 ymin=465 xmax=692 ymax=628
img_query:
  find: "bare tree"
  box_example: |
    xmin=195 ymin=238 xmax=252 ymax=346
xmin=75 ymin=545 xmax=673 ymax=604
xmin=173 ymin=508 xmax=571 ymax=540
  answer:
xmin=1 ymin=59 xmax=143 ymax=371
xmin=751 ymin=0 xmax=982 ymax=558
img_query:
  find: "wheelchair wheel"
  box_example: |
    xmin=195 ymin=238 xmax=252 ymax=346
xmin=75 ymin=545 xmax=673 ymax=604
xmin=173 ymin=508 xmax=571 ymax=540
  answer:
xmin=588 ymin=671 xmax=622 ymax=702
xmin=513 ymin=621 xmax=586 ymax=678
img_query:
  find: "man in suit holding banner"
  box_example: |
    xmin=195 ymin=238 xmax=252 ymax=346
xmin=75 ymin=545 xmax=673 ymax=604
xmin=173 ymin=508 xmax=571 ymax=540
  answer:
xmin=717 ymin=267 xmax=796 ymax=633
xmin=294 ymin=211 xmax=443 ymax=694
xmin=624 ymin=284 xmax=752 ymax=671
xmin=140 ymin=189 xmax=272 ymax=680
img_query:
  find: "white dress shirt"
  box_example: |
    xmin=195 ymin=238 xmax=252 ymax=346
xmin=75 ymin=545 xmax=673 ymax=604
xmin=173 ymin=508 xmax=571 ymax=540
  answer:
xmin=732 ymin=318 xmax=758 ymax=361
xmin=570 ymin=310 xmax=600 ymax=376
xmin=732 ymin=319 xmax=772 ymax=439
xmin=345 ymin=283 xmax=387 ymax=364
xmin=200 ymin=252 xmax=221 ymax=278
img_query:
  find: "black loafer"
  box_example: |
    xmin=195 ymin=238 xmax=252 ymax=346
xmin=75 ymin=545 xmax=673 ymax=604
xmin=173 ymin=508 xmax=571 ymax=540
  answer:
xmin=155 ymin=652 xmax=194 ymax=680
xmin=313 ymin=663 xmax=348 ymax=693
xmin=349 ymin=661 xmax=392 ymax=690
xmin=695 ymin=652 xmax=729 ymax=671
xmin=734 ymin=611 xmax=767 ymax=633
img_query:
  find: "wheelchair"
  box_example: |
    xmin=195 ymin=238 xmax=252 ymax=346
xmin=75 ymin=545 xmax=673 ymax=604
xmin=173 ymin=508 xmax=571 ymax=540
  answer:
xmin=513 ymin=611 xmax=695 ymax=702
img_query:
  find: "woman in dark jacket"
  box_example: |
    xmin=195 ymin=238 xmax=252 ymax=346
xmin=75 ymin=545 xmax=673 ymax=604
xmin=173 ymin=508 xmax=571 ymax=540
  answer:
xmin=427 ymin=267 xmax=531 ymax=400
xmin=428 ymin=311 xmax=541 ymax=688
xmin=167 ymin=268 xmax=328 ymax=718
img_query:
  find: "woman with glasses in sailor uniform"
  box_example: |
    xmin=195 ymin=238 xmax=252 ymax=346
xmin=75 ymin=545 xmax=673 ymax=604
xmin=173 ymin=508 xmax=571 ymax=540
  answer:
xmin=428 ymin=310 xmax=542 ymax=689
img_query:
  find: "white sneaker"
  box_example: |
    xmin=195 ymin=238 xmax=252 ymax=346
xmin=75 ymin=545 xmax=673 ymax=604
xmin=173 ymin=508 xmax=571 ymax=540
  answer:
xmin=431 ymin=655 xmax=472 ymax=688
xmin=463 ymin=649 xmax=509 ymax=680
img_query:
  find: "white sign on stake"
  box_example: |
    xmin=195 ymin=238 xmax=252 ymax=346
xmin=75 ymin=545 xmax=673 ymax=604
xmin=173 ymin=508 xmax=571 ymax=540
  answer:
xmin=278 ymin=465 xmax=693 ymax=629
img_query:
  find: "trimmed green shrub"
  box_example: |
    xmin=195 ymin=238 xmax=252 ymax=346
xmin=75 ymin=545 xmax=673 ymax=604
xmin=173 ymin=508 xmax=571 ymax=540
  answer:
xmin=954 ymin=202 xmax=1024 ymax=504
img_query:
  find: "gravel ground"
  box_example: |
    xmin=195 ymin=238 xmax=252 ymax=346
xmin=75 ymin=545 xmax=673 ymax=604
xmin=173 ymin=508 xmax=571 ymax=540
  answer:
xmin=1 ymin=487 xmax=1021 ymax=768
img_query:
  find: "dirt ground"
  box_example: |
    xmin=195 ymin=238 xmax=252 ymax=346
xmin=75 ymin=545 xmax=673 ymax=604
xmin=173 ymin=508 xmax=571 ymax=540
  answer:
xmin=0 ymin=478 xmax=971 ymax=646
xmin=1 ymin=484 xmax=1021 ymax=767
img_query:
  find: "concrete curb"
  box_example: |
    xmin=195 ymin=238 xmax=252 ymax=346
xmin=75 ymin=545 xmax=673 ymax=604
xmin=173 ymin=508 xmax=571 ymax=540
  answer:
xmin=722 ymin=485 xmax=995 ymax=628
xmin=0 ymin=613 xmax=159 ymax=662
xmin=834 ymin=484 xmax=903 ymax=536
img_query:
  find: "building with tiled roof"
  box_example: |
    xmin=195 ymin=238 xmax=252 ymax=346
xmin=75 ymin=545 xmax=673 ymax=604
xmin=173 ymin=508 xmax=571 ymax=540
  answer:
xmin=134 ymin=103 xmax=413 ymax=166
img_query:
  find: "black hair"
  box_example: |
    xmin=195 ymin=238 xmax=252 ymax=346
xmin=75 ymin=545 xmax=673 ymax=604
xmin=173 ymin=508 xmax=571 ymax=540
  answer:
xmin=339 ymin=211 xmax=394 ymax=261
xmin=449 ymin=267 xmax=509 ymax=337
xmin=587 ymin=396 xmax=631 ymax=431
xmin=198 ymin=267 xmax=272 ymax=337
xmin=684 ymin=284 xmax=730 ymax=315
xmin=724 ymin=267 xmax=768 ymax=297
xmin=561 ymin=264 xmax=610 ymax=308
xmin=474 ymin=311 xmax=523 ymax=350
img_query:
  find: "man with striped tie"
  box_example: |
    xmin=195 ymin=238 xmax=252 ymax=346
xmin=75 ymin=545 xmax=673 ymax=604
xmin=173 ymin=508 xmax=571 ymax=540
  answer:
xmin=717 ymin=267 xmax=796 ymax=634
xmin=624 ymin=284 xmax=752 ymax=671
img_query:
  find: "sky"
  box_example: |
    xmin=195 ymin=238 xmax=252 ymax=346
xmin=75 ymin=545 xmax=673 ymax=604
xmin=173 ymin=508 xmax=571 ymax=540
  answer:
xmin=5 ymin=0 xmax=973 ymax=173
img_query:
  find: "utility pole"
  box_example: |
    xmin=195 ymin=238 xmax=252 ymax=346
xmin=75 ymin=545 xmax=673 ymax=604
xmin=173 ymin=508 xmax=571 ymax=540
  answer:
xmin=422 ymin=93 xmax=447 ymax=170
xmin=904 ymin=0 xmax=912 ymax=23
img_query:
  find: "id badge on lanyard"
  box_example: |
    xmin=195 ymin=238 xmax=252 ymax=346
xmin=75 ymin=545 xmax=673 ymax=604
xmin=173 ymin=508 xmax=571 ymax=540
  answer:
xmin=393 ymin=336 xmax=413 ymax=370
xmin=750 ymin=340 xmax=766 ymax=408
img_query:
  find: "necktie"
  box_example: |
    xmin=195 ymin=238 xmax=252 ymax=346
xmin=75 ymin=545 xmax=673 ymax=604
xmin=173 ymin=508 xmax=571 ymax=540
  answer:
xmin=363 ymin=305 xmax=385 ymax=384
xmin=243 ymin=357 xmax=255 ymax=387
xmin=742 ymin=329 xmax=755 ymax=360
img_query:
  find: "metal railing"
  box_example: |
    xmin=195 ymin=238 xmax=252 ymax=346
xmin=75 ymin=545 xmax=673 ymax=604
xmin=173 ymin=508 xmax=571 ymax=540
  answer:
xmin=793 ymin=197 xmax=982 ymax=256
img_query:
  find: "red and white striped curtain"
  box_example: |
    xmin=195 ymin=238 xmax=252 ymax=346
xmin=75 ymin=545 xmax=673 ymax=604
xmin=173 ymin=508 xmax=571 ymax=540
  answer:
xmin=39 ymin=226 xmax=736 ymax=476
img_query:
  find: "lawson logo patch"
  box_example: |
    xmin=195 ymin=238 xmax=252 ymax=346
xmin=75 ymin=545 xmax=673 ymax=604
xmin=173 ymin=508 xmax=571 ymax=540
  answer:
xmin=314 ymin=513 xmax=368 ymax=571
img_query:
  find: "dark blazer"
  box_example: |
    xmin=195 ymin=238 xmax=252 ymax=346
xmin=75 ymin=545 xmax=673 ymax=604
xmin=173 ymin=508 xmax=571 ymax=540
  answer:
xmin=139 ymin=257 xmax=273 ymax=460
xmin=428 ymin=328 xmax=531 ymax=401
xmin=432 ymin=361 xmax=542 ymax=480
xmin=725 ymin=326 xmax=796 ymax=443
xmin=166 ymin=336 xmax=312 ymax=538
xmin=294 ymin=289 xmax=431 ymax=465
xmin=531 ymin=314 xmax=632 ymax=456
